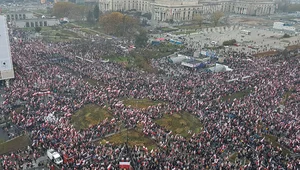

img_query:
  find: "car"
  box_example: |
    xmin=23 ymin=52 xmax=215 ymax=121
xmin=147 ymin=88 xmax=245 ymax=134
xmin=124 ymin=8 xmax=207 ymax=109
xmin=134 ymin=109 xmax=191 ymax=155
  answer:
xmin=47 ymin=149 xmax=63 ymax=165
xmin=211 ymin=41 xmax=217 ymax=45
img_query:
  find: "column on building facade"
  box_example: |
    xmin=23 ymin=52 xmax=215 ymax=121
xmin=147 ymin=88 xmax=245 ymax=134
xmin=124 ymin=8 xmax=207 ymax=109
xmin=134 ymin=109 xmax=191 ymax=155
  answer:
xmin=262 ymin=6 xmax=266 ymax=15
xmin=270 ymin=6 xmax=275 ymax=14
xmin=257 ymin=7 xmax=261 ymax=16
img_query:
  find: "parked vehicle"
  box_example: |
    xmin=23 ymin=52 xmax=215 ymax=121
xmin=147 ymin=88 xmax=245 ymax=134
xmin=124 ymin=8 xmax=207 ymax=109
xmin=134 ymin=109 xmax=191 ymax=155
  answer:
xmin=47 ymin=149 xmax=63 ymax=165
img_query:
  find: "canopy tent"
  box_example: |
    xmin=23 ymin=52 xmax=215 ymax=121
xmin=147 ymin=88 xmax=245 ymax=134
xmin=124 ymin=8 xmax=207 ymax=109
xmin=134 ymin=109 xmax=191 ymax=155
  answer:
xmin=208 ymin=64 xmax=232 ymax=73
xmin=181 ymin=59 xmax=206 ymax=68
xmin=169 ymin=54 xmax=190 ymax=64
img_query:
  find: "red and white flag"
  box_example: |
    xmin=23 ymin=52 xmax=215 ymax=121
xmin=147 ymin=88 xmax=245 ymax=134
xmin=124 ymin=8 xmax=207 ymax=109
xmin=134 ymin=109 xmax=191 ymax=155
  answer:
xmin=119 ymin=162 xmax=130 ymax=169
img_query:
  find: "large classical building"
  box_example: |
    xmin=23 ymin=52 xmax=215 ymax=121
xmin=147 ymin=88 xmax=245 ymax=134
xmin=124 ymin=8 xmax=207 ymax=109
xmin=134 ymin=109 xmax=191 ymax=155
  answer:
xmin=99 ymin=0 xmax=277 ymax=21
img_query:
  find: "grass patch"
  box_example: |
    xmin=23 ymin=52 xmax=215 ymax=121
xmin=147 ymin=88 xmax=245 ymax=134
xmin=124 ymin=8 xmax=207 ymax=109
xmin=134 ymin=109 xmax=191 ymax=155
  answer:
xmin=158 ymin=27 xmax=178 ymax=32
xmin=173 ymin=31 xmax=196 ymax=35
xmin=104 ymin=55 xmax=128 ymax=65
xmin=229 ymin=152 xmax=238 ymax=163
xmin=42 ymin=36 xmax=73 ymax=43
xmin=72 ymin=21 xmax=96 ymax=28
xmin=60 ymin=30 xmax=81 ymax=38
xmin=102 ymin=129 xmax=157 ymax=150
xmin=14 ymin=106 xmax=25 ymax=114
xmin=83 ymin=77 xmax=98 ymax=86
xmin=0 ymin=135 xmax=31 ymax=155
xmin=123 ymin=98 xmax=162 ymax=109
xmin=40 ymin=26 xmax=81 ymax=39
xmin=20 ymin=27 xmax=35 ymax=31
xmin=80 ymin=28 xmax=98 ymax=35
xmin=221 ymin=89 xmax=252 ymax=102
xmin=280 ymin=40 xmax=290 ymax=43
xmin=175 ymin=24 xmax=202 ymax=30
xmin=281 ymin=91 xmax=293 ymax=105
xmin=155 ymin=112 xmax=202 ymax=138
xmin=228 ymin=152 xmax=250 ymax=165
xmin=254 ymin=51 xmax=280 ymax=57
xmin=264 ymin=134 xmax=291 ymax=156
xmin=71 ymin=104 xmax=113 ymax=130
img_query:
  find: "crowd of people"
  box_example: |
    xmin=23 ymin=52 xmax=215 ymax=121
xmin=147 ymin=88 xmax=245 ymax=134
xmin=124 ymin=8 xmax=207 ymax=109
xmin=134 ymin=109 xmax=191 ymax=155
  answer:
xmin=0 ymin=28 xmax=299 ymax=170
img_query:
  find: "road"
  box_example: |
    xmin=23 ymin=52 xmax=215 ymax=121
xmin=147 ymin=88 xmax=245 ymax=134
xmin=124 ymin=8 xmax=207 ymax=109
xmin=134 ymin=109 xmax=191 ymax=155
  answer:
xmin=20 ymin=155 xmax=49 ymax=170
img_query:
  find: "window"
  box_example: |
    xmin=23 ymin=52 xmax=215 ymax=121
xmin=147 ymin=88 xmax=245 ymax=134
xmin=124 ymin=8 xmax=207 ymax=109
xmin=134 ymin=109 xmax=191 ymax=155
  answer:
xmin=44 ymin=21 xmax=47 ymax=26
xmin=26 ymin=22 xmax=30 ymax=27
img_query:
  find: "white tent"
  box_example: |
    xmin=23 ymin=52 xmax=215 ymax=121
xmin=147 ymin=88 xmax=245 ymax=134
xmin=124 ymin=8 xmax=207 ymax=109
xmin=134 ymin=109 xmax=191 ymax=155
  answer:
xmin=208 ymin=64 xmax=232 ymax=73
xmin=169 ymin=54 xmax=190 ymax=64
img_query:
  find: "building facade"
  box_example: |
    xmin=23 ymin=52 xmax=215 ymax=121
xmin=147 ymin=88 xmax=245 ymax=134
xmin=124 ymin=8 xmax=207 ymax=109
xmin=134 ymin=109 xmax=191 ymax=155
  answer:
xmin=99 ymin=0 xmax=277 ymax=21
xmin=15 ymin=18 xmax=60 ymax=28
xmin=5 ymin=11 xmax=34 ymax=22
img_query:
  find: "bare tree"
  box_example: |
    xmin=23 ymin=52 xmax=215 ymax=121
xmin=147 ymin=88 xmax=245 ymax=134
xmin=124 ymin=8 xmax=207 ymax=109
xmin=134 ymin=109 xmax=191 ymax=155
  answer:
xmin=193 ymin=14 xmax=203 ymax=28
xmin=211 ymin=11 xmax=224 ymax=27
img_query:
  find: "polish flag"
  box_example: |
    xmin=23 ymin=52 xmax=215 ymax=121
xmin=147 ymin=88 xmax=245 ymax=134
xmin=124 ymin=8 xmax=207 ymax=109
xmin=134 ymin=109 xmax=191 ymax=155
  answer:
xmin=119 ymin=162 xmax=130 ymax=169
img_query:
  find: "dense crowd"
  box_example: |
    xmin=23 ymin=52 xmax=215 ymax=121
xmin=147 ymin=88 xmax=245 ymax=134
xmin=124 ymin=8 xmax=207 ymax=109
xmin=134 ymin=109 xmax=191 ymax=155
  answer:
xmin=0 ymin=28 xmax=299 ymax=170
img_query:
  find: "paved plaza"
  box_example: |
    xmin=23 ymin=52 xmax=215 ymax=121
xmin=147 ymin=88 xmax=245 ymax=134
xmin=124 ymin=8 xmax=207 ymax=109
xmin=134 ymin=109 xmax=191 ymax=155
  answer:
xmin=153 ymin=24 xmax=300 ymax=56
xmin=188 ymin=26 xmax=300 ymax=53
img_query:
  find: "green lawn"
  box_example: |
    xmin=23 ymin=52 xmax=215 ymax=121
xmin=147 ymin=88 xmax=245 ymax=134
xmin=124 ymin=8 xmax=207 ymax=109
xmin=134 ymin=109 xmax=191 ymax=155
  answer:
xmin=0 ymin=135 xmax=31 ymax=155
xmin=175 ymin=25 xmax=201 ymax=30
xmin=229 ymin=152 xmax=238 ymax=163
xmin=155 ymin=112 xmax=203 ymax=138
xmin=264 ymin=134 xmax=291 ymax=156
xmin=83 ymin=77 xmax=98 ymax=86
xmin=159 ymin=27 xmax=178 ymax=32
xmin=281 ymin=90 xmax=293 ymax=105
xmin=60 ymin=30 xmax=82 ymax=38
xmin=73 ymin=21 xmax=96 ymax=28
xmin=102 ymin=129 xmax=157 ymax=150
xmin=39 ymin=26 xmax=81 ymax=40
xmin=221 ymin=89 xmax=252 ymax=102
xmin=80 ymin=28 xmax=98 ymax=35
xmin=173 ymin=31 xmax=196 ymax=35
xmin=14 ymin=106 xmax=25 ymax=114
xmin=108 ymin=56 xmax=128 ymax=63
xmin=70 ymin=104 xmax=113 ymax=130
xmin=123 ymin=98 xmax=162 ymax=109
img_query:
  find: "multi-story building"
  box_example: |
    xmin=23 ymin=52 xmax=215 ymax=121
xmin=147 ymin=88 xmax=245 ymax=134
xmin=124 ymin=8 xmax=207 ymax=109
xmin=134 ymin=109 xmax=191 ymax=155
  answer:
xmin=99 ymin=0 xmax=278 ymax=21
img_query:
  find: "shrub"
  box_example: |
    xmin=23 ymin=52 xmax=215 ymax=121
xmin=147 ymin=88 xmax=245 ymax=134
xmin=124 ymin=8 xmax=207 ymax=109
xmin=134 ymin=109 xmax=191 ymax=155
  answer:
xmin=282 ymin=34 xmax=291 ymax=38
xmin=223 ymin=39 xmax=237 ymax=46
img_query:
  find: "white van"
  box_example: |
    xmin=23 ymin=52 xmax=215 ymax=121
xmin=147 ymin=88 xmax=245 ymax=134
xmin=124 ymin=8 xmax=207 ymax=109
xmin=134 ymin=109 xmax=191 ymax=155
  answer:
xmin=47 ymin=149 xmax=63 ymax=165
